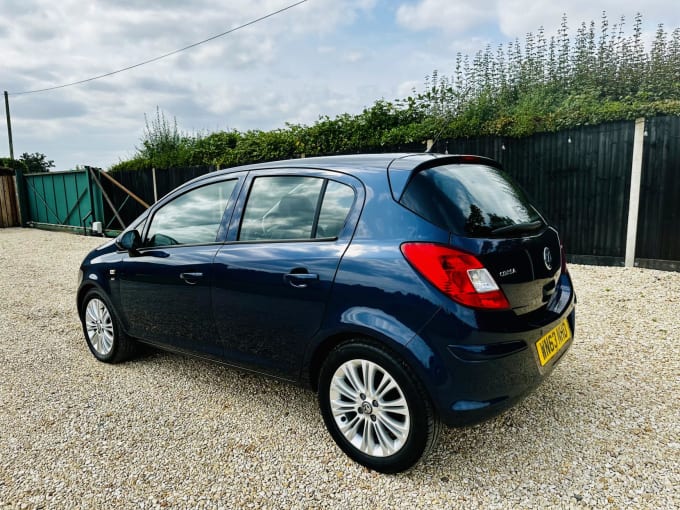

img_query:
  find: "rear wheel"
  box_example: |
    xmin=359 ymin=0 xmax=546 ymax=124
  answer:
xmin=81 ymin=290 xmax=136 ymax=363
xmin=318 ymin=340 xmax=441 ymax=473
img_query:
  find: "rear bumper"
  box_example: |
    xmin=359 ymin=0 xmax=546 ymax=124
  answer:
xmin=411 ymin=298 xmax=576 ymax=428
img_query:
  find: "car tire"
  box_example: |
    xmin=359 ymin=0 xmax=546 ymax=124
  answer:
xmin=80 ymin=290 xmax=136 ymax=363
xmin=318 ymin=339 xmax=441 ymax=473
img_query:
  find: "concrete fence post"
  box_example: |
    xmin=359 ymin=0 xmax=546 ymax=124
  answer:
xmin=152 ymin=167 xmax=158 ymax=203
xmin=624 ymin=118 xmax=646 ymax=267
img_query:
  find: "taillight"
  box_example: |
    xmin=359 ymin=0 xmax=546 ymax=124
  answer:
xmin=560 ymin=244 xmax=569 ymax=275
xmin=400 ymin=243 xmax=510 ymax=310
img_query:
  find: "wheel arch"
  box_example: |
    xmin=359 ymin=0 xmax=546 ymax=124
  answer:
xmin=305 ymin=328 xmax=425 ymax=393
xmin=76 ymin=280 xmax=120 ymax=327
xmin=77 ymin=282 xmax=101 ymax=318
xmin=307 ymin=331 xmax=356 ymax=391
xmin=306 ymin=304 xmax=438 ymax=392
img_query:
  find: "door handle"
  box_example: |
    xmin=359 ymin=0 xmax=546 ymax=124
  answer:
xmin=284 ymin=272 xmax=319 ymax=288
xmin=180 ymin=272 xmax=203 ymax=285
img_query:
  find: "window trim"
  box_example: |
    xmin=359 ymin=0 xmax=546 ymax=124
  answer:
xmin=310 ymin=179 xmax=328 ymax=239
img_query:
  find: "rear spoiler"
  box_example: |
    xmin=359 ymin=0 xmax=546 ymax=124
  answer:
xmin=386 ymin=154 xmax=503 ymax=202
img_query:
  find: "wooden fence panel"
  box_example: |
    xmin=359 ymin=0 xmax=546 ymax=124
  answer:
xmin=0 ymin=172 xmax=20 ymax=227
xmin=637 ymin=116 xmax=680 ymax=261
xmin=100 ymin=168 xmax=153 ymax=229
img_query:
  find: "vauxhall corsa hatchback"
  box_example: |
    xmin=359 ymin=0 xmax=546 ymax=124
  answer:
xmin=77 ymin=153 xmax=575 ymax=473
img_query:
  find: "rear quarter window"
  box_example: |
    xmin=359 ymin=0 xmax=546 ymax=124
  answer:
xmin=399 ymin=164 xmax=542 ymax=237
xmin=316 ymin=180 xmax=355 ymax=238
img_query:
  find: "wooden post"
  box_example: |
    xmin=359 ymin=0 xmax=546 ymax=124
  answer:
xmin=625 ymin=118 xmax=645 ymax=268
xmin=96 ymin=168 xmax=150 ymax=208
xmin=4 ymin=91 xmax=14 ymax=160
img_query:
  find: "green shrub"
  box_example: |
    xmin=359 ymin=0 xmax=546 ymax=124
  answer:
xmin=0 ymin=158 xmax=29 ymax=173
xmin=109 ymin=157 xmax=152 ymax=174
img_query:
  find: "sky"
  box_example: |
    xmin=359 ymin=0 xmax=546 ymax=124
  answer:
xmin=1 ymin=0 xmax=679 ymax=171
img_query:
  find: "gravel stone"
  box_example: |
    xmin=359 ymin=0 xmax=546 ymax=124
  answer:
xmin=0 ymin=228 xmax=678 ymax=509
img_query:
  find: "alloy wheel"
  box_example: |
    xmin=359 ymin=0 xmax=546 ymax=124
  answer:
xmin=85 ymin=298 xmax=115 ymax=357
xmin=329 ymin=359 xmax=411 ymax=457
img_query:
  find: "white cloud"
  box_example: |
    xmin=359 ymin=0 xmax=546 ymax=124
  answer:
xmin=497 ymin=0 xmax=680 ymax=37
xmin=342 ymin=51 xmax=365 ymax=63
xmin=396 ymin=0 xmax=680 ymax=41
xmin=396 ymin=0 xmax=496 ymax=33
xmin=396 ymin=80 xmax=421 ymax=98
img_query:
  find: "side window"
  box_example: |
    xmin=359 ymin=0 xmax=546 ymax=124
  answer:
xmin=315 ymin=181 xmax=355 ymax=238
xmin=239 ymin=176 xmax=355 ymax=242
xmin=240 ymin=176 xmax=323 ymax=241
xmin=145 ymin=180 xmax=236 ymax=246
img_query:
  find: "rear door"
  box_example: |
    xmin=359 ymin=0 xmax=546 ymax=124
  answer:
xmin=212 ymin=169 xmax=362 ymax=379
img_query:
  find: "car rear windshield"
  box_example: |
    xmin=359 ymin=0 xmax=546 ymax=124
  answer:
xmin=399 ymin=164 xmax=543 ymax=237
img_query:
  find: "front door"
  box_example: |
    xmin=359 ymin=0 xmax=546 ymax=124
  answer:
xmin=117 ymin=177 xmax=239 ymax=357
xmin=119 ymin=244 xmax=220 ymax=354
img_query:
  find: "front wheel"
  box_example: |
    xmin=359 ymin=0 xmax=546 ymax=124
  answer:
xmin=80 ymin=290 xmax=136 ymax=363
xmin=318 ymin=340 xmax=441 ymax=473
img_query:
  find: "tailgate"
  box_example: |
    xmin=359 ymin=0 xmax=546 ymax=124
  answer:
xmin=477 ymin=228 xmax=562 ymax=315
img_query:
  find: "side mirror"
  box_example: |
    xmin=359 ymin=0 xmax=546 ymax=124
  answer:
xmin=117 ymin=230 xmax=141 ymax=254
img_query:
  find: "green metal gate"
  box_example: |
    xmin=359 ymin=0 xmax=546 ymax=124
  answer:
xmin=21 ymin=170 xmax=104 ymax=232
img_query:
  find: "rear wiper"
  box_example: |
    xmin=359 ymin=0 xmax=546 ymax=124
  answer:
xmin=491 ymin=220 xmax=544 ymax=235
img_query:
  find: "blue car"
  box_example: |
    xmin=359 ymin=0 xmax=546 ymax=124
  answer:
xmin=77 ymin=153 xmax=575 ymax=473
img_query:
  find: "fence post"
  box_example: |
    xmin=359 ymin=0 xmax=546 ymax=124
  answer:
xmin=85 ymin=165 xmax=98 ymax=229
xmin=152 ymin=167 xmax=158 ymax=203
xmin=13 ymin=167 xmax=28 ymax=226
xmin=4 ymin=91 xmax=14 ymax=160
xmin=624 ymin=118 xmax=646 ymax=268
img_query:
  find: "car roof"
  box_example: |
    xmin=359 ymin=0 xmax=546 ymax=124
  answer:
xmin=186 ymin=152 xmax=502 ymax=200
xmin=205 ymin=153 xmax=435 ymax=176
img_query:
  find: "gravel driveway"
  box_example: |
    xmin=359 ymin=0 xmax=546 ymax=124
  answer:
xmin=0 ymin=228 xmax=678 ymax=509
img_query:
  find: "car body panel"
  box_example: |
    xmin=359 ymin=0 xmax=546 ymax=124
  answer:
xmin=117 ymin=244 xmax=220 ymax=354
xmin=212 ymin=240 xmax=347 ymax=378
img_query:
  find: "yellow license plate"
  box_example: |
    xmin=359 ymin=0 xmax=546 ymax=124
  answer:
xmin=536 ymin=319 xmax=572 ymax=366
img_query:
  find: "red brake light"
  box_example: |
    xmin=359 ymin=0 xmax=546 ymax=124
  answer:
xmin=401 ymin=243 xmax=510 ymax=310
